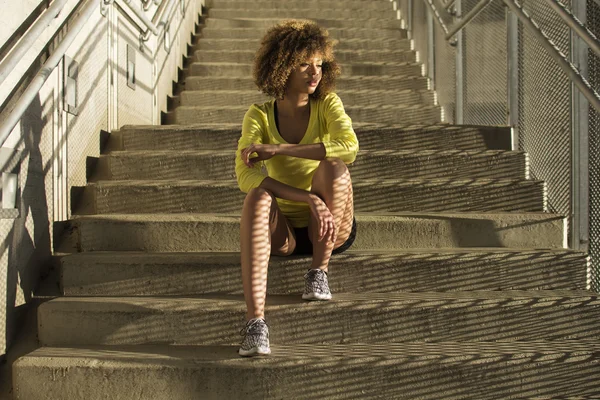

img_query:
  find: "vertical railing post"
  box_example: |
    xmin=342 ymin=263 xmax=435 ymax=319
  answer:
xmin=572 ymin=0 xmax=590 ymax=254
xmin=455 ymin=0 xmax=464 ymax=123
xmin=427 ymin=7 xmax=436 ymax=89
xmin=408 ymin=0 xmax=413 ymax=37
xmin=507 ymin=7 xmax=520 ymax=150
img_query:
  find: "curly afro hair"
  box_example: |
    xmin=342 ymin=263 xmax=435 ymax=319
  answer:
xmin=253 ymin=20 xmax=340 ymax=100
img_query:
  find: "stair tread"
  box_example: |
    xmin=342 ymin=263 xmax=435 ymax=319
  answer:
xmin=49 ymin=290 xmax=598 ymax=304
xmin=19 ymin=341 xmax=600 ymax=363
xmin=179 ymin=88 xmax=429 ymax=94
xmin=118 ymin=122 xmax=508 ymax=131
xmin=196 ymin=48 xmax=414 ymax=54
xmin=191 ymin=61 xmax=421 ymax=66
xmin=59 ymin=248 xmax=585 ymax=260
xmin=89 ymin=178 xmax=543 ymax=186
xmin=102 ymin=148 xmax=522 ymax=155
xmin=72 ymin=211 xmax=562 ymax=221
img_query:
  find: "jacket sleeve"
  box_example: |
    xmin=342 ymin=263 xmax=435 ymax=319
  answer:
xmin=321 ymin=93 xmax=359 ymax=164
xmin=235 ymin=106 xmax=268 ymax=193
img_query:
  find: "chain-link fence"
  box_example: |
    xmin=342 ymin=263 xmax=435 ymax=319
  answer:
xmin=401 ymin=0 xmax=598 ymax=291
xmin=588 ymin=0 xmax=600 ymax=291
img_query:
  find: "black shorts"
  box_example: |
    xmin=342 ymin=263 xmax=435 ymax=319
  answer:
xmin=291 ymin=217 xmax=357 ymax=256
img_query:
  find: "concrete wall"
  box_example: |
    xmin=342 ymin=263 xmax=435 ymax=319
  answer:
xmin=0 ymin=0 xmax=204 ymax=356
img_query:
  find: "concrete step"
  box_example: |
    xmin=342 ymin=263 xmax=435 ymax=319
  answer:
xmin=79 ymin=178 xmax=546 ymax=215
xmin=173 ymin=103 xmax=440 ymax=125
xmin=183 ymin=75 xmax=428 ymax=91
xmin=193 ymin=49 xmax=417 ymax=64
xmin=112 ymin=124 xmax=512 ymax=152
xmin=204 ymin=17 xmax=400 ymax=29
xmin=65 ymin=212 xmax=566 ymax=252
xmin=177 ymin=89 xmax=433 ymax=108
xmin=60 ymin=249 xmax=588 ymax=296
xmin=188 ymin=61 xmax=422 ymax=78
xmin=37 ymin=291 xmax=599 ymax=346
xmin=194 ymin=37 xmax=412 ymax=51
xmin=93 ymin=150 xmax=527 ymax=181
xmin=14 ymin=342 xmax=600 ymax=400
xmin=198 ymin=26 xmax=409 ymax=40
xmin=205 ymin=0 xmax=397 ymax=11
xmin=207 ymin=8 xmax=396 ymax=20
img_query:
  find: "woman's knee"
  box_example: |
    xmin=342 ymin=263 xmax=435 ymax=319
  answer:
xmin=314 ymin=158 xmax=349 ymax=182
xmin=243 ymin=187 xmax=275 ymax=213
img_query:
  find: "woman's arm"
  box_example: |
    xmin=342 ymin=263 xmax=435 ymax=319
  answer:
xmin=258 ymin=176 xmax=315 ymax=203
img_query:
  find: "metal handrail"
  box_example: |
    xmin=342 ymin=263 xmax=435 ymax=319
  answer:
xmin=445 ymin=0 xmax=493 ymax=40
xmin=121 ymin=0 xmax=159 ymax=35
xmin=0 ymin=0 xmax=98 ymax=146
xmin=544 ymin=0 xmax=600 ymax=58
xmin=422 ymin=0 xmax=494 ymax=40
xmin=420 ymin=0 xmax=600 ymax=114
xmin=502 ymin=0 xmax=600 ymax=113
xmin=142 ymin=0 xmax=178 ymax=41
xmin=0 ymin=0 xmax=70 ymax=86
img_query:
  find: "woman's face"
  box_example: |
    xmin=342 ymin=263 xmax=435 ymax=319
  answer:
xmin=286 ymin=53 xmax=323 ymax=96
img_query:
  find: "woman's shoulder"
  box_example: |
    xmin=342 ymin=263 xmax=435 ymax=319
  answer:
xmin=246 ymin=98 xmax=275 ymax=114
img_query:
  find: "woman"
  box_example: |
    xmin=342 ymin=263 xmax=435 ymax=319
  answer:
xmin=236 ymin=20 xmax=359 ymax=357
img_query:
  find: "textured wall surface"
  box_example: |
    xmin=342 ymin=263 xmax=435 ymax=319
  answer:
xmin=0 ymin=0 xmax=203 ymax=356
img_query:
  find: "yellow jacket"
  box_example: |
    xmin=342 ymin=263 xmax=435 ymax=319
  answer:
xmin=235 ymin=92 xmax=359 ymax=227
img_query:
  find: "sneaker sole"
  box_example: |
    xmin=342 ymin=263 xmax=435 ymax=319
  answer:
xmin=239 ymin=346 xmax=271 ymax=357
xmin=302 ymin=292 xmax=333 ymax=301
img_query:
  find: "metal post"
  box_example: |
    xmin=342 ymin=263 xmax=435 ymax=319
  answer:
xmin=455 ymin=0 xmax=464 ymax=123
xmin=408 ymin=0 xmax=413 ymax=38
xmin=507 ymin=8 xmax=520 ymax=150
xmin=572 ymin=0 xmax=590 ymax=253
xmin=427 ymin=7 xmax=436 ymax=89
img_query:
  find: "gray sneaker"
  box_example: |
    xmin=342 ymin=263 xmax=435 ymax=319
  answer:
xmin=302 ymin=269 xmax=332 ymax=300
xmin=239 ymin=318 xmax=271 ymax=357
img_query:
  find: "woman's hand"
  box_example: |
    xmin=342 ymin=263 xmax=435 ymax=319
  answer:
xmin=308 ymin=194 xmax=336 ymax=244
xmin=241 ymin=144 xmax=279 ymax=168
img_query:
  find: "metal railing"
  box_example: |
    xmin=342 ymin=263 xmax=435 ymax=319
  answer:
xmin=405 ymin=0 xmax=596 ymax=288
xmin=0 ymin=0 xmax=178 ymax=149
xmin=421 ymin=0 xmax=600 ymax=113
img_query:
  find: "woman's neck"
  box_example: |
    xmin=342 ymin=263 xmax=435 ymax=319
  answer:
xmin=276 ymin=92 xmax=310 ymax=118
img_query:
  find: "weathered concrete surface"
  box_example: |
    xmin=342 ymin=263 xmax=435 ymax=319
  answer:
xmin=194 ymin=49 xmax=417 ymax=63
xmin=194 ymin=36 xmax=411 ymax=50
xmin=206 ymin=0 xmax=397 ymax=12
xmin=37 ymin=291 xmax=600 ymax=346
xmin=80 ymin=178 xmax=545 ymax=215
xmin=14 ymin=343 xmax=600 ymax=400
xmin=60 ymin=249 xmax=588 ymax=296
xmin=178 ymin=89 xmax=432 ymax=107
xmin=188 ymin=61 xmax=423 ymax=78
xmin=198 ymin=27 xmax=409 ymax=40
xmin=92 ymin=150 xmax=527 ymax=181
xmin=184 ymin=74 xmax=428 ymax=91
xmin=114 ymin=125 xmax=512 ymax=152
xmin=67 ymin=212 xmax=566 ymax=252
xmin=204 ymin=17 xmax=401 ymax=29
xmin=207 ymin=8 xmax=396 ymax=20
xmin=174 ymin=102 xmax=441 ymax=125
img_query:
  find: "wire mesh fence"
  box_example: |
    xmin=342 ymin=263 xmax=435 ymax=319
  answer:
xmin=403 ymin=0 xmax=597 ymax=291
xmin=587 ymin=0 xmax=600 ymax=291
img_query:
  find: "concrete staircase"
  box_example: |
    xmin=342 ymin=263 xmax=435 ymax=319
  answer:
xmin=12 ymin=1 xmax=600 ymax=399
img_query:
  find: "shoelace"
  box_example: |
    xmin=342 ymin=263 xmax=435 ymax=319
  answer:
xmin=240 ymin=318 xmax=268 ymax=337
xmin=305 ymin=269 xmax=327 ymax=284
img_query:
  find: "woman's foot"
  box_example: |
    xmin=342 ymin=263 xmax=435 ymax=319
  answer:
xmin=239 ymin=318 xmax=271 ymax=357
xmin=302 ymin=269 xmax=332 ymax=300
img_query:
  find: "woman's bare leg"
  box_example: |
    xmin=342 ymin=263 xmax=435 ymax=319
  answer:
xmin=308 ymin=158 xmax=354 ymax=271
xmin=240 ymin=187 xmax=296 ymax=320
